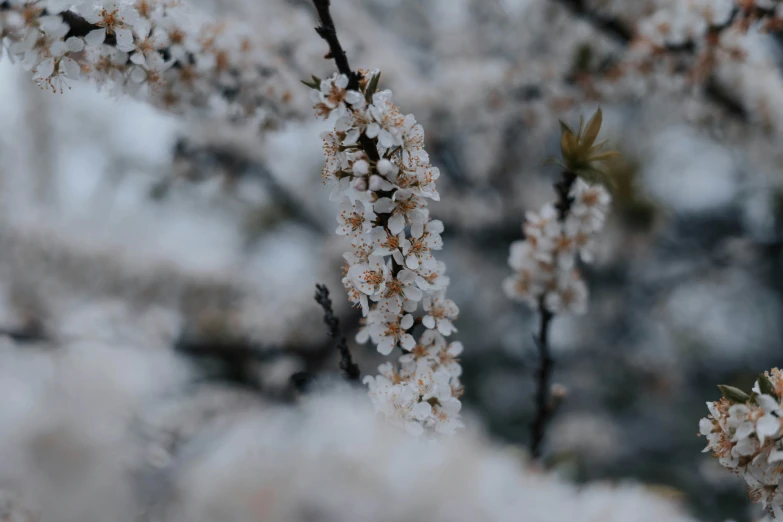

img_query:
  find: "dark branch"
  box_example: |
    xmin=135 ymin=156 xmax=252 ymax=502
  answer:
xmin=310 ymin=0 xmax=360 ymax=89
xmin=529 ymin=169 xmax=577 ymax=460
xmin=0 ymin=326 xmax=48 ymax=344
xmin=530 ymin=309 xmax=554 ymax=460
xmin=314 ymin=283 xmax=361 ymax=381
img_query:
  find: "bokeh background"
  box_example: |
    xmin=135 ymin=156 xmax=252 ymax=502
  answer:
xmin=1 ymin=0 xmax=781 ymax=520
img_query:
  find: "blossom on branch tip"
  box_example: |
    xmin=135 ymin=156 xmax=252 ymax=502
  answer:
xmin=505 ymin=108 xmax=614 ymax=317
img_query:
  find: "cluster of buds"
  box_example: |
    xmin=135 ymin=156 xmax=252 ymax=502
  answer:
xmin=0 ymin=0 xmax=294 ymax=124
xmin=503 ymin=109 xmax=615 ymax=315
xmin=700 ymin=371 xmax=783 ymax=518
xmin=308 ymin=70 xmax=463 ymax=437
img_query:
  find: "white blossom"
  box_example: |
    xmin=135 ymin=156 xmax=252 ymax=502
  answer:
xmin=0 ymin=0 xmax=297 ymax=124
xmin=504 ymin=179 xmax=611 ymax=316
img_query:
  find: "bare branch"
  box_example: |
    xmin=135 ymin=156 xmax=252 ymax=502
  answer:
xmin=310 ymin=0 xmax=360 ymax=89
xmin=314 ymin=283 xmax=361 ymax=382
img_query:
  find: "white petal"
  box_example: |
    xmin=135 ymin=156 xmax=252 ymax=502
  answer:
xmin=61 ymin=57 xmax=80 ymax=78
xmin=411 ymin=402 xmax=432 ymax=421
xmin=400 ymin=333 xmax=416 ymax=351
xmin=405 ymin=287 xmax=422 ymax=301
xmin=411 ymin=221 xmax=425 ymax=239
xmin=50 ymin=40 xmax=67 ymax=57
xmin=366 ymin=122 xmax=380 ymax=138
xmin=344 ymin=90 xmax=364 ymax=105
xmin=114 ymin=27 xmax=135 ymax=52
xmin=356 ymin=328 xmax=370 ymax=344
xmin=373 ymin=197 xmax=394 ymax=213
xmin=400 ymin=314 xmax=414 ymax=330
xmin=85 ymin=28 xmax=107 ymax=47
xmin=388 ymin=214 xmax=405 ymax=235
xmin=377 ymin=337 xmax=394 ymax=356
xmin=65 ymin=36 xmax=85 ymax=52
xmin=403 ymin=299 xmax=418 ymax=313
xmin=130 ymin=52 xmax=146 ymax=66
xmin=437 ymin=319 xmax=455 ymax=336
xmin=130 ymin=66 xmax=147 ymax=83
xmin=334 ymin=74 xmax=348 ymax=89
xmin=448 ymin=342 xmax=464 ymax=356
xmin=758 ymin=394 xmax=779 ymax=413
xmin=769 ymin=449 xmax=783 ymax=463
xmin=733 ymin=420 xmax=755 ymax=442
xmin=378 ymin=130 xmax=395 ymax=149
xmin=33 ymin=57 xmax=54 ymax=79
xmin=757 ymin=415 xmax=780 ymax=444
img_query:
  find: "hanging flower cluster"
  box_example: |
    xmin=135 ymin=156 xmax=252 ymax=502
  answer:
xmin=700 ymin=371 xmax=783 ymax=518
xmin=503 ymin=109 xmax=615 ymax=316
xmin=309 ymin=70 xmax=464 ymax=437
xmin=0 ymin=0 xmax=294 ymax=123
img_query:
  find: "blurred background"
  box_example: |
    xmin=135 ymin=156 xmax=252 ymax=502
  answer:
xmin=1 ymin=0 xmax=781 ymax=520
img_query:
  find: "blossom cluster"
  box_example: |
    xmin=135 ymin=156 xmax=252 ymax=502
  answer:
xmin=503 ymin=179 xmax=611 ymax=315
xmin=700 ymin=370 xmax=783 ymax=518
xmin=636 ymin=0 xmax=736 ymax=49
xmin=311 ymin=71 xmax=464 ymax=437
xmin=0 ymin=0 xmax=294 ymax=123
xmin=631 ymin=0 xmax=783 ymax=78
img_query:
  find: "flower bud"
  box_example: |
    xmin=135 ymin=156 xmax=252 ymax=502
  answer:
xmin=377 ymin=158 xmax=395 ymax=175
xmin=353 ymin=159 xmax=369 ymax=175
xmin=352 ymin=177 xmax=368 ymax=192
xmin=369 ymin=175 xmax=385 ymax=192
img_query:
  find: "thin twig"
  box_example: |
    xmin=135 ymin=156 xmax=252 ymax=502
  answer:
xmin=310 ymin=0 xmax=360 ymax=89
xmin=529 ymin=169 xmax=577 ymax=460
xmin=314 ymin=283 xmax=361 ymax=381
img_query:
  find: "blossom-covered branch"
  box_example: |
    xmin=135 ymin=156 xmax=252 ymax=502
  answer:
xmin=700 ymin=370 xmax=783 ymax=518
xmin=306 ymin=0 xmax=463 ymax=437
xmin=0 ymin=0 xmax=297 ymax=124
xmin=549 ymin=0 xmax=783 ymax=124
xmin=504 ymin=109 xmax=617 ymax=459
